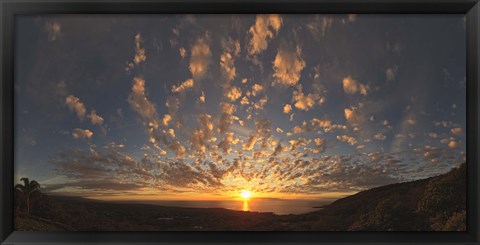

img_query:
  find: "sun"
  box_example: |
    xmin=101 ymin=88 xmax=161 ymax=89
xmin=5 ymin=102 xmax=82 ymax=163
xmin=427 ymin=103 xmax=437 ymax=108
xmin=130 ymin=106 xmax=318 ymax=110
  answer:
xmin=240 ymin=190 xmax=252 ymax=200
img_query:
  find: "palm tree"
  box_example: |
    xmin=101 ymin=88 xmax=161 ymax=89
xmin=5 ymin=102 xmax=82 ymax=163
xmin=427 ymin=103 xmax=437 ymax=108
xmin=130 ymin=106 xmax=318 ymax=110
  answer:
xmin=15 ymin=178 xmax=40 ymax=215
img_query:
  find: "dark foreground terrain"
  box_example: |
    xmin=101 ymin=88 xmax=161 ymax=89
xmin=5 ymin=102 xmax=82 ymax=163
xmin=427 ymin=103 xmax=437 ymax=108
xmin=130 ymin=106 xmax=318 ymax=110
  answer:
xmin=16 ymin=163 xmax=466 ymax=231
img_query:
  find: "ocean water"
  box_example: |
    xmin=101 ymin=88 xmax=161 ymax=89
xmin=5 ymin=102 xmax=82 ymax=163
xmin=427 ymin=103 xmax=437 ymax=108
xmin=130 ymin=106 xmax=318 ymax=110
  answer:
xmin=120 ymin=199 xmax=336 ymax=215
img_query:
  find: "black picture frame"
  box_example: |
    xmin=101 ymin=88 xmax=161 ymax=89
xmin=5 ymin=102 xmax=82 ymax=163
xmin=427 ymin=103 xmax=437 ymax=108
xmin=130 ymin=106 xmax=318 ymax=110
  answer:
xmin=1 ymin=0 xmax=479 ymax=244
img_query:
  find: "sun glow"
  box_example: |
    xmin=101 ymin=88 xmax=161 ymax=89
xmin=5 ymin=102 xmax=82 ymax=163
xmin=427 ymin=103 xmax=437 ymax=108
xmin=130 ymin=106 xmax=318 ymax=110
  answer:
xmin=240 ymin=190 xmax=252 ymax=200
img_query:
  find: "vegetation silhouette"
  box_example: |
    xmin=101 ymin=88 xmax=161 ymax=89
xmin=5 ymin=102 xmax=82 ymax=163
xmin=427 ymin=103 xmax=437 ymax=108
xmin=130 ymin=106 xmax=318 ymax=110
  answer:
xmin=15 ymin=178 xmax=41 ymax=215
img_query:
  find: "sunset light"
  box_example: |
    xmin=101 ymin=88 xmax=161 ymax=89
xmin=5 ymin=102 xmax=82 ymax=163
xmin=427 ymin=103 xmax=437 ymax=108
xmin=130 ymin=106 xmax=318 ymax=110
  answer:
xmin=240 ymin=190 xmax=253 ymax=200
xmin=13 ymin=14 xmax=467 ymax=231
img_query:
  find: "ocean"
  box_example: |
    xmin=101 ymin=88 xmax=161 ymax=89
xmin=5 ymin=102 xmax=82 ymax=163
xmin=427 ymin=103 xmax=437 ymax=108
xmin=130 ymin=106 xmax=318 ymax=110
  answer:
xmin=118 ymin=199 xmax=336 ymax=215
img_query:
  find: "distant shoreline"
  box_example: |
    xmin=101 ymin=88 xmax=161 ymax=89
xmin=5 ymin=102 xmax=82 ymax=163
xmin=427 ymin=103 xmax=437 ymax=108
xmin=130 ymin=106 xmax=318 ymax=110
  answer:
xmin=46 ymin=195 xmax=335 ymax=215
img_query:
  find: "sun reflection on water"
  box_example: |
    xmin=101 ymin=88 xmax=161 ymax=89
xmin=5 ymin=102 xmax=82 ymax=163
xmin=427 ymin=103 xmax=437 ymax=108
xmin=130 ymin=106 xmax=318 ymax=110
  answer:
xmin=242 ymin=200 xmax=249 ymax=212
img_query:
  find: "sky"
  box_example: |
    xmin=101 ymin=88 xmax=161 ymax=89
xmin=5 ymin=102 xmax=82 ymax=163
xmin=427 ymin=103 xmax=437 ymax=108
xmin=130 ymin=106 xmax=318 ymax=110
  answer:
xmin=14 ymin=14 xmax=466 ymax=201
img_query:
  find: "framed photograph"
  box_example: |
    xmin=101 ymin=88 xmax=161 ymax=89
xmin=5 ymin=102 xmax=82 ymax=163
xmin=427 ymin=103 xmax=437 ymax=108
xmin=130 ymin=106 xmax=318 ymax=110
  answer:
xmin=1 ymin=0 xmax=479 ymax=244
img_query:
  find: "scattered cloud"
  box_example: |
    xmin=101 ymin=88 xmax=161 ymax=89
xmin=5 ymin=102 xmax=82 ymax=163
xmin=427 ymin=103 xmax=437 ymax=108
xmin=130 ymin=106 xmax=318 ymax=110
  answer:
xmin=225 ymin=86 xmax=242 ymax=101
xmin=283 ymin=104 xmax=292 ymax=114
xmin=272 ymin=46 xmax=306 ymax=87
xmin=72 ymin=128 xmax=93 ymax=139
xmin=88 ymin=111 xmax=104 ymax=125
xmin=386 ymin=66 xmax=397 ymax=81
xmin=344 ymin=107 xmax=363 ymax=124
xmin=65 ymin=95 xmax=87 ymax=121
xmin=336 ymin=135 xmax=357 ymax=145
xmin=374 ymin=133 xmax=387 ymax=141
xmin=248 ymin=14 xmax=283 ymax=56
xmin=448 ymin=140 xmax=459 ymax=149
xmin=306 ymin=15 xmax=333 ymax=39
xmin=128 ymin=76 xmax=159 ymax=125
xmin=342 ymin=76 xmax=369 ymax=95
xmin=172 ymin=78 xmax=194 ymax=93
xmin=251 ymin=84 xmax=264 ymax=96
xmin=291 ymin=85 xmax=322 ymax=111
xmin=189 ymin=37 xmax=211 ymax=81
xmin=179 ymin=47 xmax=186 ymax=59
xmin=451 ymin=127 xmax=462 ymax=136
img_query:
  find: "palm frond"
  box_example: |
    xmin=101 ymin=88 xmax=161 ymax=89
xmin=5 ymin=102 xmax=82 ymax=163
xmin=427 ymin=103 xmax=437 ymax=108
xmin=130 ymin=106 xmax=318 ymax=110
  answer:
xmin=20 ymin=178 xmax=30 ymax=188
xmin=14 ymin=184 xmax=25 ymax=192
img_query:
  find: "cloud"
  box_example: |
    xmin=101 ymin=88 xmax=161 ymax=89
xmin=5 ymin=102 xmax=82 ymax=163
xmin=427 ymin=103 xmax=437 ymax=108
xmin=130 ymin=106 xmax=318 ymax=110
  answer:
xmin=374 ymin=133 xmax=387 ymax=141
xmin=386 ymin=67 xmax=397 ymax=81
xmin=292 ymin=85 xmax=320 ymax=111
xmin=272 ymin=46 xmax=306 ymax=87
xmin=344 ymin=107 xmax=363 ymax=124
xmin=220 ymin=38 xmax=240 ymax=82
xmin=128 ymin=76 xmax=159 ymax=125
xmin=306 ymin=15 xmax=333 ymax=39
xmin=133 ymin=33 xmax=146 ymax=65
xmin=220 ymin=52 xmax=236 ymax=82
xmin=162 ymin=114 xmax=172 ymax=127
xmin=314 ymin=138 xmax=324 ymax=146
xmin=172 ymin=78 xmax=194 ymax=93
xmin=288 ymin=138 xmax=309 ymax=152
xmin=240 ymin=96 xmax=250 ymax=105
xmin=45 ymin=21 xmax=61 ymax=41
xmin=242 ymin=133 xmax=258 ymax=151
xmin=72 ymin=128 xmax=93 ymax=139
xmin=189 ymin=37 xmax=211 ymax=80
xmin=283 ymin=104 xmax=292 ymax=114
xmin=199 ymin=91 xmax=206 ymax=103
xmin=253 ymin=96 xmax=268 ymax=110
xmin=49 ymin=145 xmax=222 ymax=193
xmin=251 ymin=84 xmax=264 ymax=96
xmin=88 ymin=111 xmax=104 ymax=125
xmin=342 ymin=76 xmax=369 ymax=95
xmin=451 ymin=127 xmax=462 ymax=136
xmin=218 ymin=132 xmax=237 ymax=154
xmin=448 ymin=140 xmax=459 ymax=149
xmin=311 ymin=118 xmax=347 ymax=133
xmin=225 ymin=86 xmax=242 ymax=101
xmin=127 ymin=77 xmax=186 ymax=158
xmin=272 ymin=142 xmax=286 ymax=156
xmin=218 ymin=102 xmax=236 ymax=134
xmin=65 ymin=95 xmax=87 ymax=121
xmin=179 ymin=47 xmax=186 ymax=59
xmin=248 ymin=14 xmax=283 ymax=56
xmin=336 ymin=135 xmax=357 ymax=145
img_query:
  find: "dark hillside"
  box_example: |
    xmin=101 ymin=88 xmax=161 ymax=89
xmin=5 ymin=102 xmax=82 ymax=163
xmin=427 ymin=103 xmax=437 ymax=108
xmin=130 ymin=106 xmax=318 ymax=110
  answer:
xmin=293 ymin=163 xmax=466 ymax=231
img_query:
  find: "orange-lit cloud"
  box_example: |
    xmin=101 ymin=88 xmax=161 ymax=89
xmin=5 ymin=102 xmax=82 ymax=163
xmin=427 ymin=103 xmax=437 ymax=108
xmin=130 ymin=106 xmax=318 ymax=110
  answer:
xmin=72 ymin=128 xmax=93 ymax=139
xmin=342 ymin=76 xmax=369 ymax=95
xmin=344 ymin=107 xmax=363 ymax=124
xmin=65 ymin=95 xmax=87 ymax=121
xmin=451 ymin=127 xmax=462 ymax=136
xmin=273 ymin=46 xmax=306 ymax=87
xmin=292 ymin=85 xmax=321 ymax=111
xmin=128 ymin=77 xmax=159 ymax=123
xmin=336 ymin=135 xmax=357 ymax=145
xmin=251 ymin=84 xmax=264 ymax=96
xmin=189 ymin=37 xmax=211 ymax=80
xmin=172 ymin=78 xmax=194 ymax=93
xmin=226 ymin=86 xmax=242 ymax=101
xmin=248 ymin=14 xmax=282 ymax=56
xmin=88 ymin=111 xmax=104 ymax=125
